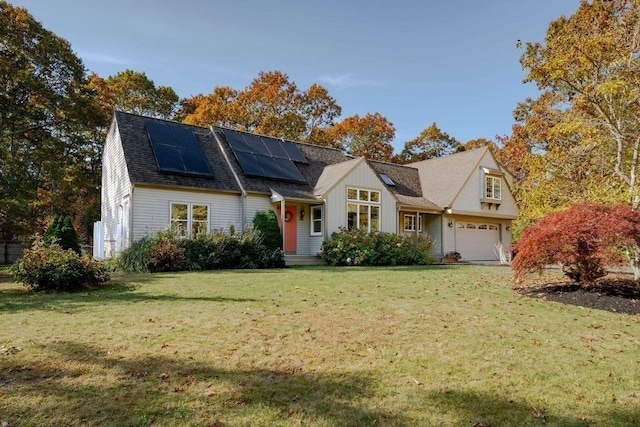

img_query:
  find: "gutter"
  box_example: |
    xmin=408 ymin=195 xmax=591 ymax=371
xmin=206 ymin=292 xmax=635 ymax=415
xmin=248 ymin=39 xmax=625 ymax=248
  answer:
xmin=211 ymin=126 xmax=248 ymax=230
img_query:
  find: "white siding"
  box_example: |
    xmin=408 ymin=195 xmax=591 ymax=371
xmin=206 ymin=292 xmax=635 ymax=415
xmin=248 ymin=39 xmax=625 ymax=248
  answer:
xmin=131 ymin=187 xmax=242 ymax=241
xmin=324 ymin=161 xmax=396 ymax=235
xmin=101 ymin=121 xmax=132 ymax=258
xmin=451 ymin=151 xmax=518 ymax=218
xmin=245 ymin=195 xmax=274 ymax=227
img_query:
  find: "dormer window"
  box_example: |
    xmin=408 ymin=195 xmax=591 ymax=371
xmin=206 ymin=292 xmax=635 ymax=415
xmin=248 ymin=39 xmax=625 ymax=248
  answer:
xmin=481 ymin=167 xmax=503 ymax=210
xmin=485 ymin=175 xmax=501 ymax=200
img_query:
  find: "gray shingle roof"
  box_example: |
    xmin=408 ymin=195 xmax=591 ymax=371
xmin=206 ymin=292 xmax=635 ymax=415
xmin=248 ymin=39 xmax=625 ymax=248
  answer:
xmin=408 ymin=147 xmax=488 ymax=208
xmin=114 ymin=111 xmax=240 ymax=193
xmin=368 ymin=160 xmax=442 ymax=211
xmin=112 ymin=112 xmax=466 ymax=211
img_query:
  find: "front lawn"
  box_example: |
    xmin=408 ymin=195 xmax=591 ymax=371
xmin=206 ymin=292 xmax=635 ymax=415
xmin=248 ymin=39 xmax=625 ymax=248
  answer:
xmin=1 ymin=266 xmax=639 ymax=426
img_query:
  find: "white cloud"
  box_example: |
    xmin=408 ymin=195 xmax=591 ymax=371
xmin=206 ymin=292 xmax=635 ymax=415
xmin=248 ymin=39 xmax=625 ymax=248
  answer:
xmin=79 ymin=51 xmax=128 ymax=66
xmin=317 ymin=74 xmax=379 ymax=89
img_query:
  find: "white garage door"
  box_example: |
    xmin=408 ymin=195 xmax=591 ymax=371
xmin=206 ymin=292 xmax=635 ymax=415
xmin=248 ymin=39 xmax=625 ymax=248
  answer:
xmin=455 ymin=222 xmax=500 ymax=261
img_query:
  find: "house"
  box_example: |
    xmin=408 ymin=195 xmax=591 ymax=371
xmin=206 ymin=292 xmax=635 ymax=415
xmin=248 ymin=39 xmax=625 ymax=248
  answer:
xmin=97 ymin=111 xmax=518 ymax=263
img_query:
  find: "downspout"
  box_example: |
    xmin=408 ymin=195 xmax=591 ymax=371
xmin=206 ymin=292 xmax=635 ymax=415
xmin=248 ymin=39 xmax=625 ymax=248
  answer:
xmin=211 ymin=127 xmax=247 ymax=230
xmin=440 ymin=213 xmax=445 ymax=259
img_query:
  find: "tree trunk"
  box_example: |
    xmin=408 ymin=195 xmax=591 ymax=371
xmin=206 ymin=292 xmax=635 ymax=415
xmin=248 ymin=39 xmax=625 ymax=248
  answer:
xmin=626 ymin=245 xmax=640 ymax=281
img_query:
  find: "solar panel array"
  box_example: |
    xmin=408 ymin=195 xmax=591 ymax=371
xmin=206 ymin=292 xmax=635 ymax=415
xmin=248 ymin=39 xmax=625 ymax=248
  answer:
xmin=146 ymin=121 xmax=212 ymax=177
xmin=221 ymin=129 xmax=308 ymax=183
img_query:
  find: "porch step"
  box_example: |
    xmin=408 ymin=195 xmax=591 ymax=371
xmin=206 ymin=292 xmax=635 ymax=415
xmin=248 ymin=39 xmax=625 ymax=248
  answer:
xmin=284 ymin=255 xmax=325 ymax=266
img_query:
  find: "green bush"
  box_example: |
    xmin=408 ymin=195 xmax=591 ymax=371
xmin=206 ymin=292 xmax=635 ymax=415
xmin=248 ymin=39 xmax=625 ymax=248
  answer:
xmin=43 ymin=215 xmax=82 ymax=255
xmin=117 ymin=230 xmax=185 ymax=273
xmin=117 ymin=227 xmax=284 ymax=273
xmin=321 ymin=228 xmax=434 ymax=266
xmin=10 ymin=238 xmax=110 ymax=292
xmin=252 ymin=210 xmax=282 ymax=251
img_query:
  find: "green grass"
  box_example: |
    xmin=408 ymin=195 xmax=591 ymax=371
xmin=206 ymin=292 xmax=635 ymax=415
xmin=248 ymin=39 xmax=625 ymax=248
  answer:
xmin=1 ymin=265 xmax=639 ymax=426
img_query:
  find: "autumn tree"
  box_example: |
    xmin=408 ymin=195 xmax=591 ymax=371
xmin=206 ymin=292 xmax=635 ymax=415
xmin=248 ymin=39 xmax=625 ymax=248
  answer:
xmin=89 ymin=69 xmax=179 ymax=120
xmin=180 ymin=71 xmax=341 ymax=145
xmin=464 ymin=138 xmax=499 ymax=154
xmin=329 ymin=113 xmax=395 ymax=161
xmin=513 ymin=203 xmax=640 ymax=283
xmin=520 ymin=0 xmax=640 ymax=207
xmin=515 ymin=0 xmax=640 ymax=272
xmin=397 ymin=122 xmax=464 ymax=163
xmin=0 ymin=2 xmax=107 ymax=240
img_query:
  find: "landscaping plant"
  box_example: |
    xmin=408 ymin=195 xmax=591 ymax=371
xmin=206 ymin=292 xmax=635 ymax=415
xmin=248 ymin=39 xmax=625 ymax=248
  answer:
xmin=43 ymin=215 xmax=82 ymax=255
xmin=512 ymin=202 xmax=640 ymax=282
xmin=252 ymin=210 xmax=283 ymax=251
xmin=321 ymin=227 xmax=434 ymax=266
xmin=10 ymin=238 xmax=109 ymax=292
xmin=117 ymin=227 xmax=284 ymax=273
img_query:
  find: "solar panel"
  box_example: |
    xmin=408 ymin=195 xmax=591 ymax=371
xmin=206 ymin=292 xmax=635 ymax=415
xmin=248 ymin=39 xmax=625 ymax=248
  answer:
xmin=277 ymin=158 xmax=306 ymax=181
xmin=220 ymin=128 xmax=307 ymax=183
xmin=224 ymin=131 xmax=251 ymax=153
xmin=233 ymin=151 xmax=264 ymax=176
xmin=263 ymin=137 xmax=288 ymax=158
xmin=146 ymin=121 xmax=212 ymax=177
xmin=282 ymin=140 xmax=309 ymax=164
xmin=243 ymin=134 xmax=271 ymax=157
xmin=259 ymin=155 xmax=283 ymax=179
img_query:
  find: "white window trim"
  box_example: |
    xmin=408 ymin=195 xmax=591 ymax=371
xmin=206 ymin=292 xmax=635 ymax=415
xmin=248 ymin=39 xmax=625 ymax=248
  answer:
xmin=170 ymin=202 xmax=210 ymax=237
xmin=403 ymin=214 xmax=422 ymax=232
xmin=347 ymin=187 xmax=381 ymax=233
xmin=485 ymin=175 xmax=502 ymax=200
xmin=310 ymin=205 xmax=323 ymax=236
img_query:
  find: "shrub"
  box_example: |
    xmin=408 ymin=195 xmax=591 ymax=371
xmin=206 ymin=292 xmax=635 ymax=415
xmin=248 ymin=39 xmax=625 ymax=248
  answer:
xmin=10 ymin=238 xmax=109 ymax=292
xmin=43 ymin=215 xmax=81 ymax=255
xmin=252 ymin=210 xmax=282 ymax=251
xmin=117 ymin=227 xmax=284 ymax=272
xmin=321 ymin=228 xmax=434 ymax=266
xmin=118 ymin=230 xmax=185 ymax=273
xmin=512 ymin=203 xmax=638 ymax=283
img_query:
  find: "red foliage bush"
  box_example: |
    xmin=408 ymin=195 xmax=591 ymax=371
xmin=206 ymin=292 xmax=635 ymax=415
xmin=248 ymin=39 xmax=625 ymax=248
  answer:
xmin=512 ymin=203 xmax=640 ymax=283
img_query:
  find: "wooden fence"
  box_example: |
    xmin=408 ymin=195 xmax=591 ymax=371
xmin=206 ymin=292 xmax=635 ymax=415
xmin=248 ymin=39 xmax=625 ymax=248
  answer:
xmin=1 ymin=241 xmax=27 ymax=264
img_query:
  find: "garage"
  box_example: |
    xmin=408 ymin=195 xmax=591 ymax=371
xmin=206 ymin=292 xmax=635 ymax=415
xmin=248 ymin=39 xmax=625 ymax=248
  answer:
xmin=455 ymin=222 xmax=500 ymax=261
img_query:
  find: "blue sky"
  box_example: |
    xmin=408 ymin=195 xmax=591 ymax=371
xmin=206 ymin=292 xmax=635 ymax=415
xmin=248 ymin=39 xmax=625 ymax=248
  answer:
xmin=11 ymin=0 xmax=581 ymax=152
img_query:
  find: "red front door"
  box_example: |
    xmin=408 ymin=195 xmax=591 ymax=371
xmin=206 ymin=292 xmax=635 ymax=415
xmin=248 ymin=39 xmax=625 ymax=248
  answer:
xmin=278 ymin=206 xmax=297 ymax=254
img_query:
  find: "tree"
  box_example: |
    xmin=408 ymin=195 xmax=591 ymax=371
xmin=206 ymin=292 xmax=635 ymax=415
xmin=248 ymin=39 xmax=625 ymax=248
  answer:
xmin=91 ymin=69 xmax=179 ymax=119
xmin=397 ymin=122 xmax=464 ymax=163
xmin=0 ymin=2 xmax=106 ymax=240
xmin=520 ymin=0 xmax=640 ymax=207
xmin=180 ymin=71 xmax=341 ymax=145
xmin=517 ymin=0 xmax=640 ymax=275
xmin=464 ymin=138 xmax=499 ymax=154
xmin=329 ymin=113 xmax=395 ymax=161
xmin=512 ymin=203 xmax=640 ymax=283
xmin=43 ymin=215 xmax=81 ymax=254
xmin=252 ymin=210 xmax=282 ymax=251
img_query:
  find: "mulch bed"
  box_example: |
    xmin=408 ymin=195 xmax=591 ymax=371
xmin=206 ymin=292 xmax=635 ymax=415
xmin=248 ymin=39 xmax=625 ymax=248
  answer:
xmin=517 ymin=278 xmax=640 ymax=315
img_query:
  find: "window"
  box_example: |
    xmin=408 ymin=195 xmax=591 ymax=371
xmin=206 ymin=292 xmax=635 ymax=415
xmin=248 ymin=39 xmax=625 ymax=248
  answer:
xmin=466 ymin=223 xmax=477 ymax=229
xmin=347 ymin=188 xmax=381 ymax=233
xmin=170 ymin=203 xmax=209 ymax=237
xmin=403 ymin=214 xmax=422 ymax=232
xmin=485 ymin=175 xmax=501 ymax=200
xmin=310 ymin=205 xmax=323 ymax=236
